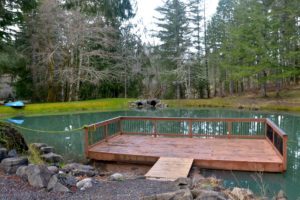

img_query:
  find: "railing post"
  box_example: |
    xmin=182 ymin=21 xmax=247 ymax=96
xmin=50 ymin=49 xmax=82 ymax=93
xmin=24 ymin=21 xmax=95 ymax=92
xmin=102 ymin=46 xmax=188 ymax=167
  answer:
xmin=227 ymin=121 xmax=232 ymax=138
xmin=283 ymin=135 xmax=288 ymax=171
xmin=188 ymin=120 xmax=193 ymax=138
xmin=84 ymin=127 xmax=89 ymax=158
xmin=264 ymin=119 xmax=267 ymax=138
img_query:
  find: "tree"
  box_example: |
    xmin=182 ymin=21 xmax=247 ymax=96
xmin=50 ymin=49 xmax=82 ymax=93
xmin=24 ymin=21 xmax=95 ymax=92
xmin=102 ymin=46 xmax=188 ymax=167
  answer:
xmin=155 ymin=0 xmax=190 ymax=99
xmin=26 ymin=0 xmax=118 ymax=101
xmin=187 ymin=0 xmax=208 ymax=98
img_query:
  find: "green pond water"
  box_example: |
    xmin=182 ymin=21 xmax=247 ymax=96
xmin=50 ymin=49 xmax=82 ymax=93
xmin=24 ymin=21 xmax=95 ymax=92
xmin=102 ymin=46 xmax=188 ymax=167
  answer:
xmin=6 ymin=108 xmax=300 ymax=199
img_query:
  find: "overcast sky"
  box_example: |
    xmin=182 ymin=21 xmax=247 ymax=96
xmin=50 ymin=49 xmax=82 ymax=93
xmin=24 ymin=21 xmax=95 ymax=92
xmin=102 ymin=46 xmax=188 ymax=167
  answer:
xmin=133 ymin=0 xmax=220 ymax=43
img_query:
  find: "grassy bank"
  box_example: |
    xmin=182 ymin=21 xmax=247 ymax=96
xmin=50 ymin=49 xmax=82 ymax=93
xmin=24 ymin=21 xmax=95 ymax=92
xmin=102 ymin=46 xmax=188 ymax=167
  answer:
xmin=1 ymin=88 xmax=300 ymax=117
xmin=0 ymin=98 xmax=134 ymax=118
xmin=165 ymin=88 xmax=300 ymax=113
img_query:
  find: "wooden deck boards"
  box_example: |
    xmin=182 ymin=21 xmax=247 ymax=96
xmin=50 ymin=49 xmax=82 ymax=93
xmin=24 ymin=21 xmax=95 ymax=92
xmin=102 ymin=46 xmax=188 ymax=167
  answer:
xmin=88 ymin=135 xmax=284 ymax=172
xmin=145 ymin=157 xmax=194 ymax=181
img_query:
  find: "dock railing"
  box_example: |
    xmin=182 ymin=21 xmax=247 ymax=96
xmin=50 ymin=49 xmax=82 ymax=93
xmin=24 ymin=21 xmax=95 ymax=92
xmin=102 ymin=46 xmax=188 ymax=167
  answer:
xmin=84 ymin=117 xmax=287 ymax=170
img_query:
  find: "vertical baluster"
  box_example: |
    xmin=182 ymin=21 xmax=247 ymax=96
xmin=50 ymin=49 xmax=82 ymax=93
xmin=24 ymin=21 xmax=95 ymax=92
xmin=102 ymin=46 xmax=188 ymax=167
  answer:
xmin=105 ymin=124 xmax=108 ymax=142
xmin=154 ymin=120 xmax=157 ymax=137
xmin=189 ymin=120 xmax=192 ymax=138
xmin=227 ymin=121 xmax=232 ymax=139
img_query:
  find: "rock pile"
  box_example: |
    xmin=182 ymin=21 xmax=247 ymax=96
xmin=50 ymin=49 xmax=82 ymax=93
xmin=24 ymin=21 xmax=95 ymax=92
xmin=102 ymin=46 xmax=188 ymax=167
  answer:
xmin=1 ymin=141 xmax=99 ymax=193
xmin=142 ymin=176 xmax=287 ymax=200
xmin=14 ymin=162 xmax=98 ymax=192
xmin=129 ymin=99 xmax=167 ymax=109
xmin=31 ymin=143 xmax=63 ymax=163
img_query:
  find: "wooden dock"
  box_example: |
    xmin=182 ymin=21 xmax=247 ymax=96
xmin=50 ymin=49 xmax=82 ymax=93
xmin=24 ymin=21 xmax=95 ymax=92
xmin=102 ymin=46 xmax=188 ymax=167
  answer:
xmin=85 ymin=117 xmax=288 ymax=173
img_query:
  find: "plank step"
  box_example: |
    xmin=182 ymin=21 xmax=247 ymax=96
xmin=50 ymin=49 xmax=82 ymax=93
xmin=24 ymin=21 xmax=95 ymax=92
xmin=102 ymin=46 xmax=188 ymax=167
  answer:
xmin=145 ymin=157 xmax=194 ymax=181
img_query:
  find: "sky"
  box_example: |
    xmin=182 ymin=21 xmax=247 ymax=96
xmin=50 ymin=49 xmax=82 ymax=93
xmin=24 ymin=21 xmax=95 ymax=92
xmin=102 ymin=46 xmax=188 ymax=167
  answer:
xmin=133 ymin=0 xmax=220 ymax=43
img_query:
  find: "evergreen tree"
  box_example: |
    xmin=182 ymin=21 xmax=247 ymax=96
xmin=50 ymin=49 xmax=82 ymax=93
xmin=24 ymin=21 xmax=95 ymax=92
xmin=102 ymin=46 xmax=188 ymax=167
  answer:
xmin=155 ymin=0 xmax=190 ymax=99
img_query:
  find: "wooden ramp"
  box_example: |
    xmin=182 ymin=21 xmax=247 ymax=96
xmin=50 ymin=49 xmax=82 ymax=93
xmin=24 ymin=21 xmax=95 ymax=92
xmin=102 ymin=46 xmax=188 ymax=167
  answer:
xmin=145 ymin=157 xmax=194 ymax=181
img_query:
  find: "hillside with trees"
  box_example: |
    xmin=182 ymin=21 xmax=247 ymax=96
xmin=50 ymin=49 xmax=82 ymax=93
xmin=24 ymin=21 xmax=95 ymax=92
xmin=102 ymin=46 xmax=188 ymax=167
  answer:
xmin=0 ymin=0 xmax=299 ymax=102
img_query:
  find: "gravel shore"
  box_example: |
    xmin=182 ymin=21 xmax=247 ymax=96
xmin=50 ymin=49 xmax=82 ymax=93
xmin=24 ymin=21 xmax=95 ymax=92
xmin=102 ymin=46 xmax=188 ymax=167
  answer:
xmin=0 ymin=171 xmax=178 ymax=200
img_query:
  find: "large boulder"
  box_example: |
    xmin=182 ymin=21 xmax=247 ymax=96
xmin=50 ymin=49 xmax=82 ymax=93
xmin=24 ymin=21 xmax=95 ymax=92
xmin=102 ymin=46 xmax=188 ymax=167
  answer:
xmin=47 ymin=175 xmax=70 ymax=192
xmin=0 ymin=148 xmax=8 ymax=162
xmin=56 ymin=173 xmax=77 ymax=188
xmin=0 ymin=122 xmax=28 ymax=152
xmin=16 ymin=165 xmax=29 ymax=180
xmin=62 ymin=163 xmax=97 ymax=177
xmin=41 ymin=153 xmax=63 ymax=163
xmin=0 ymin=157 xmax=28 ymax=174
xmin=47 ymin=166 xmax=59 ymax=174
xmin=142 ymin=189 xmax=193 ymax=200
xmin=25 ymin=164 xmax=53 ymax=188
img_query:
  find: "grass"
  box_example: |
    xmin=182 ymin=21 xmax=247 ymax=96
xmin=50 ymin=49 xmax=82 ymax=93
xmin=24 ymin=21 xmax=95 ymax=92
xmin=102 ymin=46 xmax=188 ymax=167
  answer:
xmin=0 ymin=98 xmax=134 ymax=118
xmin=164 ymin=87 xmax=300 ymax=113
xmin=28 ymin=144 xmax=45 ymax=165
xmin=1 ymin=88 xmax=300 ymax=118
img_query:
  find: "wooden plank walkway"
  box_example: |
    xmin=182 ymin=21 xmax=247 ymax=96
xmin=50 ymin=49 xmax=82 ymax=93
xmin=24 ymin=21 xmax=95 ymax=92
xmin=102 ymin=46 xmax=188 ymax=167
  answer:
xmin=145 ymin=157 xmax=194 ymax=181
xmin=87 ymin=135 xmax=284 ymax=172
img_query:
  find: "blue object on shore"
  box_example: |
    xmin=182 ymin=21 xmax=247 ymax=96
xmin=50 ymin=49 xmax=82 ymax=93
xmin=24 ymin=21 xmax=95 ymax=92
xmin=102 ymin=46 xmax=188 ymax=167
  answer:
xmin=4 ymin=101 xmax=25 ymax=108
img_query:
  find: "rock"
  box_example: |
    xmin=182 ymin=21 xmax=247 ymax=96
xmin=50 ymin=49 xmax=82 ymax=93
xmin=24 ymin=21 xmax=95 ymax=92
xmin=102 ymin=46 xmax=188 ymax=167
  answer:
xmin=47 ymin=175 xmax=70 ymax=192
xmin=62 ymin=163 xmax=97 ymax=177
xmin=7 ymin=149 xmax=17 ymax=158
xmin=175 ymin=177 xmax=192 ymax=189
xmin=0 ymin=157 xmax=28 ymax=174
xmin=57 ymin=173 xmax=77 ymax=188
xmin=76 ymin=178 xmax=93 ymax=190
xmin=143 ymin=189 xmax=193 ymax=200
xmin=41 ymin=153 xmax=63 ymax=163
xmin=0 ymin=148 xmax=7 ymax=161
xmin=40 ymin=146 xmax=54 ymax=154
xmin=47 ymin=166 xmax=59 ymax=174
xmin=80 ymin=181 xmax=92 ymax=191
xmin=26 ymin=165 xmax=53 ymax=188
xmin=0 ymin=122 xmax=28 ymax=152
xmin=231 ymin=187 xmax=254 ymax=200
xmin=109 ymin=173 xmax=125 ymax=181
xmin=192 ymin=189 xmax=227 ymax=200
xmin=273 ymin=190 xmax=287 ymax=200
xmin=193 ymin=177 xmax=223 ymax=191
xmin=16 ymin=165 xmax=28 ymax=180
xmin=31 ymin=143 xmax=47 ymax=150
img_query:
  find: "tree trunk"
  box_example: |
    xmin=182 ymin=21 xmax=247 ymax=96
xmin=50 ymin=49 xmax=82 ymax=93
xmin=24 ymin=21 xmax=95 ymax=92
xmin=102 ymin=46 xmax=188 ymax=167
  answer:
xmin=74 ymin=50 xmax=82 ymax=101
xmin=261 ymin=71 xmax=267 ymax=97
xmin=176 ymin=82 xmax=180 ymax=99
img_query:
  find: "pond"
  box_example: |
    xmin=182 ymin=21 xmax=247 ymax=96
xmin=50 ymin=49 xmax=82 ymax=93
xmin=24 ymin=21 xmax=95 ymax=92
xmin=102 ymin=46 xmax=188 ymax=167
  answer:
xmin=6 ymin=108 xmax=300 ymax=199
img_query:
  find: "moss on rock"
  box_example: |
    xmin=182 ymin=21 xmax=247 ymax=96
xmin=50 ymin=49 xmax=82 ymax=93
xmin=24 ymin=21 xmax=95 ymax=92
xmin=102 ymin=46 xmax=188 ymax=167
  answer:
xmin=0 ymin=122 xmax=28 ymax=152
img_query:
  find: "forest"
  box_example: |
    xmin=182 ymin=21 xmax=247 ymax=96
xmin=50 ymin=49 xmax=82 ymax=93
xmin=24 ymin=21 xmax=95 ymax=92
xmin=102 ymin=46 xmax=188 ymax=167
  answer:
xmin=0 ymin=0 xmax=299 ymax=102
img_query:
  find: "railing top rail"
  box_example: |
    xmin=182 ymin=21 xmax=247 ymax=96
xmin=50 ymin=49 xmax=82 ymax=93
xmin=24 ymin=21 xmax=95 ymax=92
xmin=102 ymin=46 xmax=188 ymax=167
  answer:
xmin=85 ymin=116 xmax=121 ymax=129
xmin=120 ymin=116 xmax=266 ymax=122
xmin=266 ymin=118 xmax=287 ymax=137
